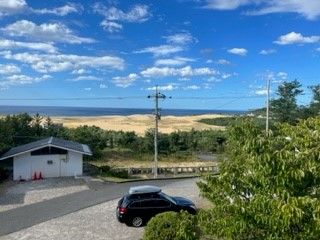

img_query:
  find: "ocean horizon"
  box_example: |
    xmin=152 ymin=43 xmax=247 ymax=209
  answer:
xmin=0 ymin=105 xmax=247 ymax=117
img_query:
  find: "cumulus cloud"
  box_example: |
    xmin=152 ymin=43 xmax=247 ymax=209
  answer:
xmin=274 ymin=32 xmax=320 ymax=45
xmin=140 ymin=66 xmax=218 ymax=78
xmin=1 ymin=51 xmax=124 ymax=73
xmin=202 ymin=0 xmax=320 ymax=20
xmin=255 ymin=89 xmax=269 ymax=95
xmin=32 ymin=3 xmax=82 ymax=16
xmin=146 ymin=84 xmax=178 ymax=91
xmin=100 ymin=20 xmax=123 ymax=32
xmin=100 ymin=83 xmax=108 ymax=89
xmin=216 ymin=59 xmax=231 ymax=65
xmin=71 ymin=76 xmax=102 ymax=81
xmin=93 ymin=4 xmax=151 ymax=32
xmin=0 ymin=74 xmax=51 ymax=90
xmin=184 ymin=85 xmax=201 ymax=90
xmin=112 ymin=73 xmax=139 ymax=88
xmin=134 ymin=45 xmax=184 ymax=57
xmin=0 ymin=63 xmax=21 ymax=74
xmin=0 ymin=38 xmax=57 ymax=53
xmin=0 ymin=0 xmax=28 ymax=16
xmin=155 ymin=57 xmax=195 ymax=66
xmin=0 ymin=0 xmax=81 ymax=17
xmin=164 ymin=32 xmax=197 ymax=45
xmin=259 ymin=49 xmax=277 ymax=55
xmin=2 ymin=20 xmax=95 ymax=44
xmin=203 ymin=0 xmax=251 ymax=10
xmin=227 ymin=48 xmax=248 ymax=56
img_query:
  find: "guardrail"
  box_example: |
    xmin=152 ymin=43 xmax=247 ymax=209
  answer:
xmin=119 ymin=165 xmax=219 ymax=175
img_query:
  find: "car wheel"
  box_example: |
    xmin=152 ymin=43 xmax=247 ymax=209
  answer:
xmin=132 ymin=216 xmax=143 ymax=227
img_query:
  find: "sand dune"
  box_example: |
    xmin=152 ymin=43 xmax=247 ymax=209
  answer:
xmin=52 ymin=114 xmax=227 ymax=136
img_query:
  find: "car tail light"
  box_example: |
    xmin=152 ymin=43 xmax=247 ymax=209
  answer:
xmin=118 ymin=207 xmax=128 ymax=214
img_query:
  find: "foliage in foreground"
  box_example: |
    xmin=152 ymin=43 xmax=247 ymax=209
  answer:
xmin=143 ymin=211 xmax=199 ymax=240
xmin=197 ymin=117 xmax=320 ymax=239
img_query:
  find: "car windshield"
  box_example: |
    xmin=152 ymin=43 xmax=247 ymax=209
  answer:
xmin=158 ymin=192 xmax=177 ymax=205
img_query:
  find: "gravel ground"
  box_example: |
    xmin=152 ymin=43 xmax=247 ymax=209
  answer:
xmin=0 ymin=177 xmax=208 ymax=240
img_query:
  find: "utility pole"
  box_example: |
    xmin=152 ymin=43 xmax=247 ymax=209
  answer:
xmin=148 ymin=86 xmax=167 ymax=179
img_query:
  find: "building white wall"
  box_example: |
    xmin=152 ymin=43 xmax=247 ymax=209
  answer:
xmin=13 ymin=151 xmax=84 ymax=180
xmin=67 ymin=151 xmax=83 ymax=177
xmin=14 ymin=152 xmax=31 ymax=181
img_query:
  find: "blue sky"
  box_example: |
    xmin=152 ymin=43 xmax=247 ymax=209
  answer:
xmin=0 ymin=0 xmax=320 ymax=111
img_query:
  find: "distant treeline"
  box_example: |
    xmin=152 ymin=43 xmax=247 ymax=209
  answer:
xmin=0 ymin=113 xmax=227 ymax=160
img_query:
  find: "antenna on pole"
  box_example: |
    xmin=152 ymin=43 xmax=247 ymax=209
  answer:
xmin=148 ymin=85 xmax=169 ymax=179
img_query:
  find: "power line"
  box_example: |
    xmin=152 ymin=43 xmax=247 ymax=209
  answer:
xmin=0 ymin=95 xmax=266 ymax=101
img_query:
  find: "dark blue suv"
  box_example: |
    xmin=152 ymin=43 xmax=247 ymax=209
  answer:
xmin=116 ymin=185 xmax=197 ymax=227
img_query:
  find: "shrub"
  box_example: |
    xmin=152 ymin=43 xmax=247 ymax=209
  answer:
xmin=99 ymin=165 xmax=129 ymax=179
xmin=143 ymin=211 xmax=199 ymax=240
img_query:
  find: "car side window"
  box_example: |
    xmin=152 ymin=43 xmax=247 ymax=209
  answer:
xmin=156 ymin=199 xmax=171 ymax=207
xmin=129 ymin=201 xmax=141 ymax=208
xmin=140 ymin=199 xmax=157 ymax=208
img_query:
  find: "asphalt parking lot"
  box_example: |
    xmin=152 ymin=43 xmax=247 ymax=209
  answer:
xmin=0 ymin=177 xmax=208 ymax=240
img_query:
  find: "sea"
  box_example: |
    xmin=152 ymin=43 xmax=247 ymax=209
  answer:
xmin=0 ymin=105 xmax=247 ymax=117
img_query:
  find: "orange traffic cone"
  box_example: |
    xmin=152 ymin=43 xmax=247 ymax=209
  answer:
xmin=33 ymin=172 xmax=37 ymax=180
xmin=39 ymin=171 xmax=43 ymax=180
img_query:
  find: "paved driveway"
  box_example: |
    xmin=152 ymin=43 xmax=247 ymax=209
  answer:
xmin=0 ymin=177 xmax=208 ymax=240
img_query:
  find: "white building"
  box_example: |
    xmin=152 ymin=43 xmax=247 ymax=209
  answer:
xmin=0 ymin=137 xmax=92 ymax=181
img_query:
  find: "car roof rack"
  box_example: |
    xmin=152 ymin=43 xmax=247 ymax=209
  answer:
xmin=128 ymin=185 xmax=161 ymax=195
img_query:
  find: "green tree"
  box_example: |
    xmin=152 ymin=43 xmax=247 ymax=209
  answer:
xmin=197 ymin=117 xmax=320 ymax=239
xmin=31 ymin=113 xmax=43 ymax=137
xmin=66 ymin=125 xmax=107 ymax=159
xmin=270 ymin=79 xmax=303 ymax=124
xmin=309 ymin=84 xmax=320 ymax=116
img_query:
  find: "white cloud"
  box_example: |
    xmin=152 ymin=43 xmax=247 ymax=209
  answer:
xmin=164 ymin=32 xmax=196 ymax=45
xmin=93 ymin=4 xmax=151 ymax=32
xmin=203 ymin=0 xmax=320 ymax=20
xmin=140 ymin=66 xmax=218 ymax=78
xmin=277 ymin=72 xmax=287 ymax=80
xmin=72 ymin=69 xmax=89 ymax=74
xmin=203 ymin=0 xmax=251 ymax=10
xmin=255 ymin=89 xmax=268 ymax=95
xmin=184 ymin=85 xmax=200 ymax=90
xmin=134 ymin=45 xmax=184 ymax=57
xmin=248 ymin=0 xmax=320 ymax=20
xmin=259 ymin=49 xmax=277 ymax=55
xmin=2 ymin=20 xmax=95 ymax=44
xmin=33 ymin=3 xmax=82 ymax=16
xmin=147 ymin=84 xmax=178 ymax=91
xmin=100 ymin=20 xmax=123 ymax=32
xmin=71 ymin=76 xmax=102 ymax=81
xmin=93 ymin=4 xmax=151 ymax=22
xmin=1 ymin=51 xmax=124 ymax=73
xmin=100 ymin=84 xmax=108 ymax=89
xmin=0 ymin=0 xmax=81 ymax=17
xmin=0 ymin=0 xmax=27 ymax=16
xmin=216 ymin=59 xmax=231 ymax=65
xmin=112 ymin=73 xmax=139 ymax=88
xmin=0 ymin=64 xmax=20 ymax=74
xmin=84 ymin=88 xmax=91 ymax=91
xmin=274 ymin=32 xmax=320 ymax=45
xmin=155 ymin=57 xmax=195 ymax=66
xmin=0 ymin=74 xmax=50 ymax=90
xmin=227 ymin=48 xmax=248 ymax=56
xmin=0 ymin=38 xmax=57 ymax=53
